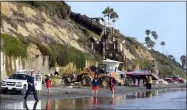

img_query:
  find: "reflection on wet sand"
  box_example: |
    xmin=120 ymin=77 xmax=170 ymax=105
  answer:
xmin=91 ymin=97 xmax=98 ymax=105
xmin=46 ymin=98 xmax=51 ymax=110
xmin=0 ymin=100 xmax=41 ymax=109
xmin=1 ymin=88 xmax=186 ymax=109
xmin=24 ymin=101 xmax=38 ymax=110
xmin=44 ymin=91 xmax=157 ymax=109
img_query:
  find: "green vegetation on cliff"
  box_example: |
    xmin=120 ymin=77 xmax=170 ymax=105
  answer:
xmin=1 ymin=33 xmax=87 ymax=70
xmin=23 ymin=1 xmax=70 ymax=19
xmin=150 ymin=50 xmax=185 ymax=78
xmin=1 ymin=33 xmax=28 ymax=58
xmin=29 ymin=39 xmax=86 ymax=69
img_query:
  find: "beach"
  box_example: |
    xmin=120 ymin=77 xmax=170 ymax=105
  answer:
xmin=0 ymin=83 xmax=186 ymax=109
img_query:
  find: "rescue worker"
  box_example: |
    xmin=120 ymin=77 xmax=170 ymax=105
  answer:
xmin=24 ymin=71 xmax=39 ymax=102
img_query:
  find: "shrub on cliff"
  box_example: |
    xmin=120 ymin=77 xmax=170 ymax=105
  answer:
xmin=34 ymin=42 xmax=86 ymax=70
xmin=49 ymin=44 xmax=86 ymax=70
xmin=1 ymin=33 xmax=28 ymax=58
xmin=23 ymin=1 xmax=71 ymax=19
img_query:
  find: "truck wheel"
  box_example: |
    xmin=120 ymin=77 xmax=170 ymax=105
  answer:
xmin=81 ymin=75 xmax=92 ymax=86
xmin=63 ymin=78 xmax=71 ymax=86
xmin=21 ymin=86 xmax=27 ymax=95
xmin=101 ymin=77 xmax=110 ymax=87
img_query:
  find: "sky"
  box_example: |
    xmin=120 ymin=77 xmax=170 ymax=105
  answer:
xmin=66 ymin=2 xmax=186 ymax=64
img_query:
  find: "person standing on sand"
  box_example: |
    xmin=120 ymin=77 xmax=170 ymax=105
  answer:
xmin=137 ymin=75 xmax=140 ymax=87
xmin=110 ymin=77 xmax=116 ymax=96
xmin=24 ymin=71 xmax=39 ymax=102
xmin=45 ymin=74 xmax=52 ymax=96
xmin=92 ymin=74 xmax=99 ymax=96
xmin=147 ymin=76 xmax=152 ymax=89
xmin=145 ymin=76 xmax=149 ymax=89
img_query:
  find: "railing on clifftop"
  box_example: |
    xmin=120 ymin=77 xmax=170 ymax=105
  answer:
xmin=70 ymin=11 xmax=112 ymax=36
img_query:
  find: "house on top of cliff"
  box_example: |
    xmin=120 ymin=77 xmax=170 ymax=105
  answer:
xmin=91 ymin=17 xmax=112 ymax=27
xmin=91 ymin=17 xmax=105 ymax=26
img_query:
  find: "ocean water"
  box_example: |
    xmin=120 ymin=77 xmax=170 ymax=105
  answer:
xmin=0 ymin=88 xmax=186 ymax=109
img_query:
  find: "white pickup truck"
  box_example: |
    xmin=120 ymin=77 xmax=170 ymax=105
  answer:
xmin=1 ymin=70 xmax=42 ymax=95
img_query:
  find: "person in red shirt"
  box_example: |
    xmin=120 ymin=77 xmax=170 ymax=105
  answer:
xmin=45 ymin=74 xmax=52 ymax=96
xmin=110 ymin=77 xmax=116 ymax=96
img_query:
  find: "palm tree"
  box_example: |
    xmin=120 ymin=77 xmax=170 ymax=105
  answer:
xmin=151 ymin=31 xmax=158 ymax=40
xmin=102 ymin=7 xmax=114 ymax=26
xmin=148 ymin=40 xmax=155 ymax=50
xmin=180 ymin=55 xmax=186 ymax=70
xmin=110 ymin=11 xmax=119 ymax=28
xmin=144 ymin=36 xmax=155 ymax=50
xmin=145 ymin=36 xmax=151 ymax=44
xmin=151 ymin=31 xmax=158 ymax=50
xmin=145 ymin=29 xmax=151 ymax=36
xmin=160 ymin=41 xmax=165 ymax=54
xmin=110 ymin=11 xmax=119 ymax=36
xmin=145 ymin=30 xmax=151 ymax=49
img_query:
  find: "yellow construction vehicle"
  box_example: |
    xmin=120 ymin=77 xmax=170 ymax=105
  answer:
xmin=75 ymin=59 xmax=126 ymax=87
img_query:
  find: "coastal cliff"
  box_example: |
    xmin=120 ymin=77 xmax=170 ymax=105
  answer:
xmin=0 ymin=2 xmax=185 ymax=81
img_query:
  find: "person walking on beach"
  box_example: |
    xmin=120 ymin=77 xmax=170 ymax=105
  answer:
xmin=110 ymin=77 xmax=116 ymax=96
xmin=45 ymin=74 xmax=52 ymax=96
xmin=24 ymin=71 xmax=39 ymax=102
xmin=92 ymin=74 xmax=99 ymax=96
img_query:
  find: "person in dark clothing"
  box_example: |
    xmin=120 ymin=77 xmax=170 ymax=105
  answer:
xmin=24 ymin=71 xmax=39 ymax=102
xmin=145 ymin=76 xmax=149 ymax=89
xmin=137 ymin=75 xmax=140 ymax=87
xmin=132 ymin=76 xmax=136 ymax=85
xmin=54 ymin=71 xmax=59 ymax=76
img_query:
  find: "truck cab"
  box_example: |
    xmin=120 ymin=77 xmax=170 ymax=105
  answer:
xmin=1 ymin=70 xmax=42 ymax=95
xmin=97 ymin=59 xmax=126 ymax=85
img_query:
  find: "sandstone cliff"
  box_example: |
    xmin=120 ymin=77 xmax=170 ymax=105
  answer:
xmin=0 ymin=2 xmax=185 ymax=81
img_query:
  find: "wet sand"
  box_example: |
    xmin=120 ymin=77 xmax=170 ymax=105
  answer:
xmin=0 ymin=83 xmax=186 ymax=101
xmin=0 ymin=86 xmax=186 ymax=109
